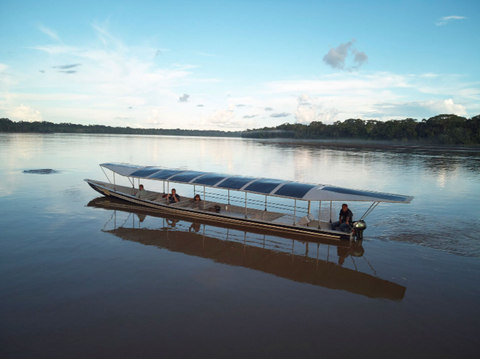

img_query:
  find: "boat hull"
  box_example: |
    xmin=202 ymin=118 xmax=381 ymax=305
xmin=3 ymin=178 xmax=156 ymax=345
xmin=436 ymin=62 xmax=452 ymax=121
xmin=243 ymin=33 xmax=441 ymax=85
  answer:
xmin=85 ymin=179 xmax=353 ymax=241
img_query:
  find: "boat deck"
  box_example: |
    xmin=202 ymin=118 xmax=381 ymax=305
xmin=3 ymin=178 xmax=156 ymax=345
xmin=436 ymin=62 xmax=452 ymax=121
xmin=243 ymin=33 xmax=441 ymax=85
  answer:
xmin=92 ymin=180 xmax=337 ymax=233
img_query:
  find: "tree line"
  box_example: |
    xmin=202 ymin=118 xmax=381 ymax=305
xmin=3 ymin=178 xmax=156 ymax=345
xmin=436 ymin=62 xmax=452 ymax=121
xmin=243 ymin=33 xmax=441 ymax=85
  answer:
xmin=242 ymin=114 xmax=480 ymax=145
xmin=0 ymin=118 xmax=241 ymax=137
xmin=1 ymin=114 xmax=480 ymax=144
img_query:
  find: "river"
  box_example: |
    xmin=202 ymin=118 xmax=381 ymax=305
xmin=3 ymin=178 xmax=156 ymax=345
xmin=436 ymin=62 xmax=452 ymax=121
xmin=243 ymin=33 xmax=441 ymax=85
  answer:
xmin=1 ymin=133 xmax=479 ymax=358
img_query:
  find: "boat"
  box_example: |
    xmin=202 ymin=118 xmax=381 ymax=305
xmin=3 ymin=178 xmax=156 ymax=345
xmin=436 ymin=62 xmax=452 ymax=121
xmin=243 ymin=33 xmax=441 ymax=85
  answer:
xmin=85 ymin=163 xmax=413 ymax=241
xmin=88 ymin=197 xmax=407 ymax=301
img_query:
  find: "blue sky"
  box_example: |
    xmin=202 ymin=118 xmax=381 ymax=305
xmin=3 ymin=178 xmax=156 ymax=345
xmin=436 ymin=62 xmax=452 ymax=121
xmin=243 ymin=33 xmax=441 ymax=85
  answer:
xmin=0 ymin=0 xmax=479 ymax=130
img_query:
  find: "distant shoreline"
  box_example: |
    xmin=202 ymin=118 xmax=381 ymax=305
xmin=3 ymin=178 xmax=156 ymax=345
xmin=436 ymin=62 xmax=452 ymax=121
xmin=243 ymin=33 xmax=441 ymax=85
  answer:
xmin=2 ymin=114 xmax=480 ymax=145
xmin=2 ymin=131 xmax=480 ymax=151
xmin=253 ymin=138 xmax=480 ymax=151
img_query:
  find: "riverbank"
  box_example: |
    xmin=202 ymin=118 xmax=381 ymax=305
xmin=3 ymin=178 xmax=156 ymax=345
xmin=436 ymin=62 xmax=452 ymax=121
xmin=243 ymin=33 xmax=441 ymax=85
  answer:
xmin=256 ymin=138 xmax=480 ymax=151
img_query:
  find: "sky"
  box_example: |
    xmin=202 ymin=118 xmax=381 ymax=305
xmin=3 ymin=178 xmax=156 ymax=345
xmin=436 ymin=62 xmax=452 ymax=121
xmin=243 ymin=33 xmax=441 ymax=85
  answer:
xmin=0 ymin=0 xmax=479 ymax=131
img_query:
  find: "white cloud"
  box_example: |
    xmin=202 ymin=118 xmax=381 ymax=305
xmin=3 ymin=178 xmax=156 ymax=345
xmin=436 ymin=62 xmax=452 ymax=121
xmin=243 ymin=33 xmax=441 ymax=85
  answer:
xmin=146 ymin=108 xmax=164 ymax=126
xmin=427 ymin=99 xmax=467 ymax=115
xmin=188 ymin=105 xmax=254 ymax=130
xmin=435 ymin=16 xmax=466 ymax=26
xmin=11 ymin=24 xmax=220 ymax=126
xmin=294 ymin=95 xmax=338 ymax=124
xmin=369 ymin=99 xmax=467 ymax=119
xmin=323 ymin=40 xmax=368 ymax=71
xmin=3 ymin=23 xmax=478 ymax=130
xmin=265 ymin=72 xmax=410 ymax=95
xmin=262 ymin=72 xmax=478 ymax=123
xmin=208 ymin=108 xmax=236 ymax=126
xmin=38 ymin=24 xmax=61 ymax=42
xmin=6 ymin=104 xmax=43 ymax=122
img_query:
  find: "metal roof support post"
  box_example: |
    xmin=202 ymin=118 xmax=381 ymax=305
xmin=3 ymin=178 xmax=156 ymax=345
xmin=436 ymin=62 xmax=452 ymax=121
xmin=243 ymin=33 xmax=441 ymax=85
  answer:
xmin=113 ymin=172 xmax=115 ymax=185
xmin=163 ymin=181 xmax=165 ymax=194
xmin=293 ymin=199 xmax=297 ymax=225
xmin=329 ymin=201 xmax=333 ymax=223
xmin=166 ymin=182 xmax=170 ymax=204
xmin=308 ymin=201 xmax=311 ymax=214
xmin=245 ymin=192 xmax=248 ymax=218
xmin=318 ymin=201 xmax=322 ymax=229
xmin=264 ymin=195 xmax=267 ymax=211
xmin=228 ymin=190 xmax=230 ymax=205
xmin=203 ymin=186 xmax=206 ymax=211
xmin=101 ymin=166 xmax=112 ymax=184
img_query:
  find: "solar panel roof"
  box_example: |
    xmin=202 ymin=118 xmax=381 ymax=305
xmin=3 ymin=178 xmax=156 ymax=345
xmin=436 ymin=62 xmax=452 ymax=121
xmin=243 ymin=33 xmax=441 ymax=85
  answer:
xmin=130 ymin=167 xmax=163 ymax=177
xmin=244 ymin=178 xmax=286 ymax=195
xmin=148 ymin=169 xmax=186 ymax=180
xmin=192 ymin=173 xmax=228 ymax=186
xmin=216 ymin=177 xmax=256 ymax=190
xmin=169 ymin=171 xmax=208 ymax=183
xmin=274 ymin=182 xmax=317 ymax=199
xmin=100 ymin=163 xmax=413 ymax=203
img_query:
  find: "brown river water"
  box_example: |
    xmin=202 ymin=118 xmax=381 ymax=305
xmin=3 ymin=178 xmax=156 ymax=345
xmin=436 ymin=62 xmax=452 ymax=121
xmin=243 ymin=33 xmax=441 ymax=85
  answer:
xmin=1 ymin=133 xmax=479 ymax=358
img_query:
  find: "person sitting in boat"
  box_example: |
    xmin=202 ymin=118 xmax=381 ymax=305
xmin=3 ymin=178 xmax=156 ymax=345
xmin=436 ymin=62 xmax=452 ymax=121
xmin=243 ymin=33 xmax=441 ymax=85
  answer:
xmin=135 ymin=184 xmax=147 ymax=199
xmin=191 ymin=194 xmax=202 ymax=208
xmin=167 ymin=188 xmax=180 ymax=203
xmin=331 ymin=203 xmax=353 ymax=232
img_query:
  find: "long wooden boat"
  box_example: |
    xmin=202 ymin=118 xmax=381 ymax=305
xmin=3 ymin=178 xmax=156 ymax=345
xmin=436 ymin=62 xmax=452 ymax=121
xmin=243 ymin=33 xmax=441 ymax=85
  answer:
xmin=85 ymin=163 xmax=413 ymax=241
xmin=88 ymin=197 xmax=407 ymax=301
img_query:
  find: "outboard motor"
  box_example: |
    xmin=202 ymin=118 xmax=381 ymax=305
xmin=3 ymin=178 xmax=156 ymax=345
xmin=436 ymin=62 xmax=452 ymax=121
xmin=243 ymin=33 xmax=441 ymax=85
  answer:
xmin=352 ymin=220 xmax=367 ymax=240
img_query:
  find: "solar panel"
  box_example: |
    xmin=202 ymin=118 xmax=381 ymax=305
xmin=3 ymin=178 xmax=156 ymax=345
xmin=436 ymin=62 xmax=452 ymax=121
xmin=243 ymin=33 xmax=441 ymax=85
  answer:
xmin=102 ymin=163 xmax=413 ymax=203
xmin=192 ymin=173 xmax=228 ymax=186
xmin=244 ymin=178 xmax=286 ymax=194
xmin=130 ymin=167 xmax=163 ymax=178
xmin=273 ymin=182 xmax=316 ymax=199
xmin=148 ymin=169 xmax=186 ymax=180
xmin=216 ymin=177 xmax=256 ymax=190
xmin=169 ymin=171 xmax=208 ymax=183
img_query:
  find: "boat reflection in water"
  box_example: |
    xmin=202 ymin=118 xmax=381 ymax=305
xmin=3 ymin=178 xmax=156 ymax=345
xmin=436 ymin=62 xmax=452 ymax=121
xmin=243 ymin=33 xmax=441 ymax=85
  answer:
xmin=88 ymin=197 xmax=406 ymax=301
